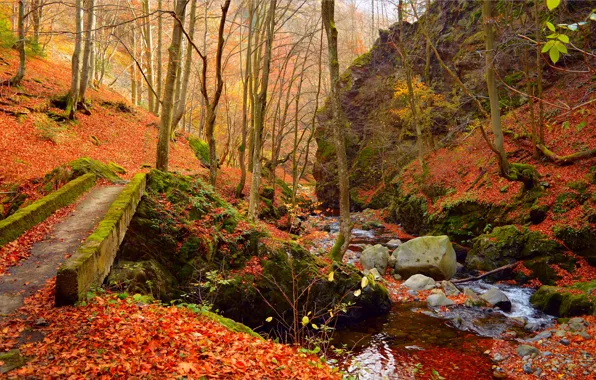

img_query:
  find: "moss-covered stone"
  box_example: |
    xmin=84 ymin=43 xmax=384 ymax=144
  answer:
xmin=107 ymin=259 xmax=177 ymax=301
xmin=466 ymin=225 xmax=564 ymax=273
xmin=0 ymin=350 xmax=25 ymax=374
xmin=108 ymin=162 xmax=127 ymax=175
xmin=530 ymin=281 xmax=596 ymax=317
xmin=553 ymin=225 xmax=596 ymax=266
xmin=0 ymin=173 xmax=96 ymax=247
xmin=189 ymin=137 xmax=210 ymax=166
xmin=68 ymin=157 xmax=123 ymax=183
xmin=200 ymin=310 xmax=263 ymax=339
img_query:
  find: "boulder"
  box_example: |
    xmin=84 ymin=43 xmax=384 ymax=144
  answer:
xmin=427 ymin=290 xmax=455 ymax=307
xmin=361 ymin=244 xmax=390 ymax=275
xmin=530 ymin=281 xmax=596 ymax=317
xmin=440 ymin=281 xmax=461 ymax=296
xmin=517 ymin=344 xmax=539 ymax=357
xmin=466 ymin=225 xmax=563 ymax=272
xmin=386 ymin=239 xmax=402 ymax=248
xmin=404 ymin=274 xmax=436 ymax=291
xmin=394 ymin=235 xmax=457 ymax=280
xmin=463 ymin=287 xmax=487 ymax=307
xmin=480 ymin=288 xmax=512 ymax=312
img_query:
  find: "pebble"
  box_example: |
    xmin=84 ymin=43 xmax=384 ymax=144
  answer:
xmin=560 ymin=338 xmax=571 ymax=346
xmin=523 ymin=363 xmax=533 ymax=374
xmin=517 ymin=345 xmax=540 ymax=357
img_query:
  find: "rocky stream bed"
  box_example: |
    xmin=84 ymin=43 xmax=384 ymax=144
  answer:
xmin=303 ymin=212 xmax=596 ymax=379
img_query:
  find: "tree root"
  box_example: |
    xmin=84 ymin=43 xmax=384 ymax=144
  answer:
xmin=537 ymin=144 xmax=596 ymax=165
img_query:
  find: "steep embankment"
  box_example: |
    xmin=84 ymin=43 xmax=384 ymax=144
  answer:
xmin=0 ymin=48 xmax=198 ymax=212
xmin=314 ymin=0 xmax=594 ymax=210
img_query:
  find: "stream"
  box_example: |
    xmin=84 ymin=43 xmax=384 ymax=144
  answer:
xmin=306 ymin=214 xmax=554 ymax=379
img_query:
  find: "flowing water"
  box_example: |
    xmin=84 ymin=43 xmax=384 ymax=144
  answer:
xmin=308 ymin=215 xmax=554 ymax=379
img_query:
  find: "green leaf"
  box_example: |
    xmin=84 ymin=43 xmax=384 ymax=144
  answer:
xmin=546 ymin=21 xmax=556 ymax=32
xmin=541 ymin=40 xmax=555 ymax=53
xmin=555 ymin=42 xmax=568 ymax=54
xmin=558 ymin=34 xmax=570 ymax=43
xmin=549 ymin=47 xmax=560 ymax=63
xmin=546 ymin=0 xmax=560 ymax=11
xmin=354 ymin=289 xmax=361 ymax=297
xmin=361 ymin=276 xmax=369 ymax=289
xmin=590 ymin=13 xmax=596 ymax=21
xmin=266 ymin=316 xmax=273 ymax=322
xmin=301 ymin=316 xmax=310 ymax=326
xmin=546 ymin=33 xmax=557 ymax=39
xmin=328 ymin=271 xmax=334 ymax=282
xmin=311 ymin=323 xmax=319 ymax=329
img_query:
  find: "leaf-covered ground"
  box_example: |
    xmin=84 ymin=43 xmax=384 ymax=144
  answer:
xmin=0 ymin=48 xmax=198 ymax=187
xmin=0 ymin=278 xmax=340 ymax=379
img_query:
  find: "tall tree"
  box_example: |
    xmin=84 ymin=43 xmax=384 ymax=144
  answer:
xmin=322 ymin=0 xmax=352 ymax=261
xmin=156 ymin=0 xmax=163 ymax=115
xmin=156 ymin=0 xmax=187 ymax=171
xmin=172 ymin=0 xmax=198 ymax=131
xmin=236 ymin=0 xmax=255 ymax=198
xmin=199 ymin=0 xmax=232 ymax=186
xmin=142 ymin=0 xmax=156 ymax=113
xmin=4 ymin=0 xmax=25 ymax=86
xmin=483 ymin=0 xmax=509 ymax=176
xmin=80 ymin=0 xmax=96 ymax=103
xmin=66 ymin=0 xmax=84 ymax=119
xmin=247 ymin=0 xmax=277 ymax=221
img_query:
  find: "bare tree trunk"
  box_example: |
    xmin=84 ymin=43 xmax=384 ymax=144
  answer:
xmin=248 ymin=0 xmax=276 ymax=221
xmin=5 ymin=0 xmax=25 ymax=86
xmin=66 ymin=0 xmax=84 ymax=119
xmin=156 ymin=0 xmax=163 ymax=115
xmin=172 ymin=0 xmax=197 ymax=131
xmin=31 ymin=0 xmax=42 ymax=47
xmin=130 ymin=32 xmax=137 ymax=104
xmin=323 ymin=0 xmax=351 ymax=261
xmin=483 ymin=0 xmax=509 ymax=176
xmin=142 ymin=0 xmax=155 ymax=113
xmin=201 ymin=0 xmax=232 ymax=186
xmin=156 ymin=0 xmax=186 ymax=172
xmin=80 ymin=0 xmax=96 ymax=103
xmin=534 ymin=0 xmax=544 ymax=144
xmin=424 ymin=0 xmax=430 ymax=82
xmin=236 ymin=0 xmax=254 ymax=198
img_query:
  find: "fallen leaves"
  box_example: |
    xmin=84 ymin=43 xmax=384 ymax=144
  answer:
xmin=0 ymin=278 xmax=340 ymax=379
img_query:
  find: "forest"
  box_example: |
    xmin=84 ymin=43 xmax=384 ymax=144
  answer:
xmin=0 ymin=0 xmax=595 ymax=379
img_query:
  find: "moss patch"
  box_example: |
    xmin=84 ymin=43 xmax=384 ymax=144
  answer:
xmin=530 ymin=282 xmax=596 ymax=317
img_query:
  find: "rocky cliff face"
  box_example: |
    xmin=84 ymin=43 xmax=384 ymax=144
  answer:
xmin=313 ymin=0 xmax=592 ymax=209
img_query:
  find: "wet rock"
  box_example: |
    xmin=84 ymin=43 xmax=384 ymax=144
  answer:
xmin=560 ymin=338 xmax=571 ymax=346
xmin=569 ymin=317 xmax=587 ymax=332
xmin=463 ymin=287 xmax=487 ymax=307
xmin=365 ymin=268 xmax=383 ymax=281
xmin=517 ymin=345 xmax=540 ymax=357
xmin=393 ymin=235 xmax=457 ymax=280
xmin=524 ymin=322 xmax=540 ymax=332
xmin=388 ymin=254 xmax=397 ymax=268
xmin=480 ymin=288 xmax=512 ymax=312
xmin=386 ymin=239 xmax=402 ymax=248
xmin=361 ymin=244 xmax=390 ymax=275
xmin=404 ymin=274 xmax=436 ymax=291
xmin=440 ymin=281 xmax=461 ymax=296
xmin=426 ymin=291 xmax=455 ymax=307
xmin=529 ymin=331 xmax=552 ymax=342
xmin=523 ymin=363 xmax=533 ymax=374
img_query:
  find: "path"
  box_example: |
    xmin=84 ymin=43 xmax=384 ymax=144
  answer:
xmin=0 ymin=186 xmax=123 ymax=317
